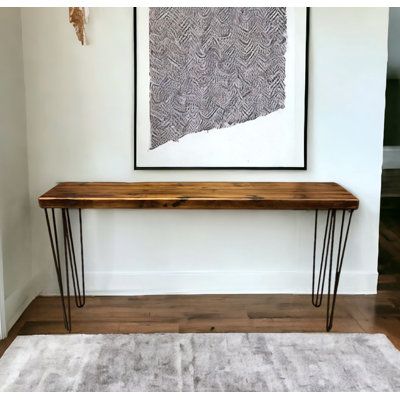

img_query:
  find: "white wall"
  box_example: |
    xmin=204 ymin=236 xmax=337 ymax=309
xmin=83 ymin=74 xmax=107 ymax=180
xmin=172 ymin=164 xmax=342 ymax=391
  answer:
xmin=0 ymin=8 xmax=42 ymax=335
xmin=20 ymin=8 xmax=388 ymax=296
xmin=0 ymin=232 xmax=6 ymax=338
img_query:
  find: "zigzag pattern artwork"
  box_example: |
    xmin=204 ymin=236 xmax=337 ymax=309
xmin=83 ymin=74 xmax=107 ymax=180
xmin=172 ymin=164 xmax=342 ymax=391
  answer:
xmin=149 ymin=7 xmax=287 ymax=150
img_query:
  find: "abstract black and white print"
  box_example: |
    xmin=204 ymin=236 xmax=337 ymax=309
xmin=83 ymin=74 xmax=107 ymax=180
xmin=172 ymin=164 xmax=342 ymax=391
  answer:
xmin=149 ymin=7 xmax=287 ymax=149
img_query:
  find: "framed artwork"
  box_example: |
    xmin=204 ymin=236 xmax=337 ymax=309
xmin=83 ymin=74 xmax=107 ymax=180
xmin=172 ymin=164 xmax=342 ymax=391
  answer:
xmin=134 ymin=7 xmax=309 ymax=170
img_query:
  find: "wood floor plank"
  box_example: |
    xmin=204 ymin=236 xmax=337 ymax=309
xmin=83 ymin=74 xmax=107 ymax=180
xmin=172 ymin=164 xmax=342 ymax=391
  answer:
xmin=1 ymin=281 xmax=400 ymax=357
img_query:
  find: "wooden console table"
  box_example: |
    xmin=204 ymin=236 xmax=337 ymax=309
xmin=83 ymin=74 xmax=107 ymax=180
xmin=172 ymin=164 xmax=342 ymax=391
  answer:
xmin=38 ymin=182 xmax=359 ymax=332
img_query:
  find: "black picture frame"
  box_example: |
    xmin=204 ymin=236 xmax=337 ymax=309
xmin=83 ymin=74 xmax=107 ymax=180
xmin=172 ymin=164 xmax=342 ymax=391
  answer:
xmin=134 ymin=7 xmax=310 ymax=170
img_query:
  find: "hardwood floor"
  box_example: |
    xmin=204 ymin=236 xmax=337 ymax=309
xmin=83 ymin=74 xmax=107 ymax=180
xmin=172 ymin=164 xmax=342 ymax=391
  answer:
xmin=377 ymin=168 xmax=400 ymax=288
xmin=1 ymin=287 xmax=400 ymax=358
xmin=379 ymin=209 xmax=400 ymax=276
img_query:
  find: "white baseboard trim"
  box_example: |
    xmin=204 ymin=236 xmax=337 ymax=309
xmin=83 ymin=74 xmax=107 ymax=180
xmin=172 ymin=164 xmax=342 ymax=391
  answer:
xmin=41 ymin=270 xmax=378 ymax=296
xmin=5 ymin=271 xmax=45 ymax=333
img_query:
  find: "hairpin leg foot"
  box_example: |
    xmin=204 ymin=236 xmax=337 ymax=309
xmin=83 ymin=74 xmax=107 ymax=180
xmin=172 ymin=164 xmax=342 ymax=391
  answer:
xmin=312 ymin=209 xmax=354 ymax=331
xmin=44 ymin=208 xmax=86 ymax=332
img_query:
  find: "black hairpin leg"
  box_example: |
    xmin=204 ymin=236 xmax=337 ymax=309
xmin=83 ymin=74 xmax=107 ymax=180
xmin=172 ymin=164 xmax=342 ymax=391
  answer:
xmin=44 ymin=208 xmax=85 ymax=332
xmin=312 ymin=209 xmax=354 ymax=331
xmin=64 ymin=209 xmax=85 ymax=308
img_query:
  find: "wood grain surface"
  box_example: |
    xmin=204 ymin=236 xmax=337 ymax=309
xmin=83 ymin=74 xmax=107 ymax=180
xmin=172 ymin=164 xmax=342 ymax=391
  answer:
xmin=38 ymin=182 xmax=359 ymax=210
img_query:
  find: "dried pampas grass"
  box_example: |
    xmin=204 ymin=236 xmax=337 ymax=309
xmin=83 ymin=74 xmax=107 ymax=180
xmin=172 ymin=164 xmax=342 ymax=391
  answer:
xmin=69 ymin=7 xmax=89 ymax=45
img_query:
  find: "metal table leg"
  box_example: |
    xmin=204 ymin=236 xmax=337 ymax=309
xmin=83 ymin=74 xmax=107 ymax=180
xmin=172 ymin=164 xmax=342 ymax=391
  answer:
xmin=44 ymin=208 xmax=85 ymax=331
xmin=311 ymin=209 xmax=354 ymax=331
xmin=44 ymin=205 xmax=353 ymax=332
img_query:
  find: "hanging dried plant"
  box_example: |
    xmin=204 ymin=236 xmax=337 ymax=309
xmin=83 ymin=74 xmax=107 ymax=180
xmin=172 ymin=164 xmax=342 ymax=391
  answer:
xmin=69 ymin=7 xmax=89 ymax=45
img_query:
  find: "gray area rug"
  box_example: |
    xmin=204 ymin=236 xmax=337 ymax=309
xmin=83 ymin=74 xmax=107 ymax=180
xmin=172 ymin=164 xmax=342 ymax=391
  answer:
xmin=0 ymin=333 xmax=399 ymax=391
